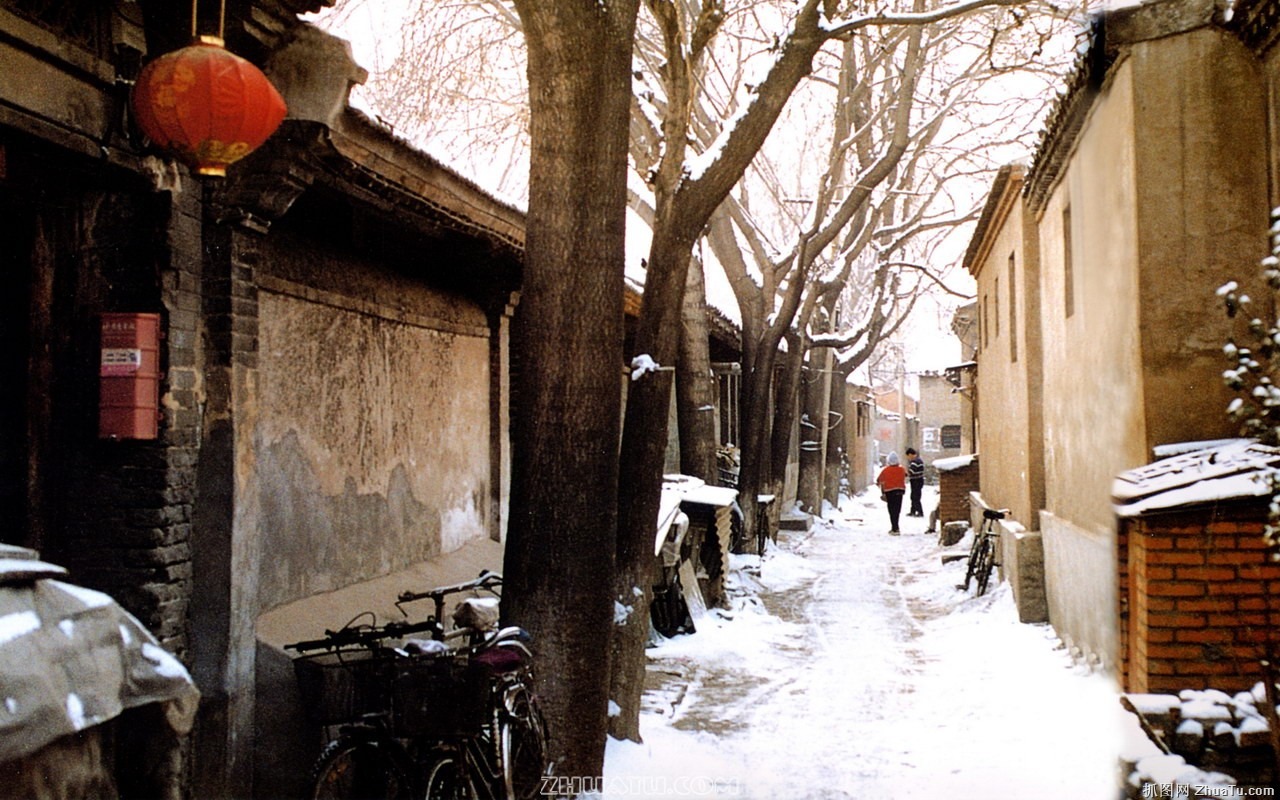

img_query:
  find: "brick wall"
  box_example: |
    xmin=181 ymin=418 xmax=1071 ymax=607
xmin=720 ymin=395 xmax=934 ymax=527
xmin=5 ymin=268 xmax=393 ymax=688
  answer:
xmin=50 ymin=187 xmax=198 ymax=661
xmin=1121 ymin=505 xmax=1280 ymax=693
xmin=937 ymin=457 xmax=979 ymax=524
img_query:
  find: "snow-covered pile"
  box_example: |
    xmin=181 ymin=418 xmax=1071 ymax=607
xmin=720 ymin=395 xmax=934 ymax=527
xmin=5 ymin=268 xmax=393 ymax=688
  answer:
xmin=1122 ymin=685 xmax=1278 ymax=795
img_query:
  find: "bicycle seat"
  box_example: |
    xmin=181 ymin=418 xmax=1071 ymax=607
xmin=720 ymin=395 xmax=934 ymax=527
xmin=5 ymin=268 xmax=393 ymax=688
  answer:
xmin=982 ymin=508 xmax=1007 ymax=521
xmin=473 ymin=626 xmax=534 ymax=673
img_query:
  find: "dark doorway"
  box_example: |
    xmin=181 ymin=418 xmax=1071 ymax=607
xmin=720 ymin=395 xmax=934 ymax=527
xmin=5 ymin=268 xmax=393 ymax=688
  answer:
xmin=0 ymin=145 xmax=36 ymax=549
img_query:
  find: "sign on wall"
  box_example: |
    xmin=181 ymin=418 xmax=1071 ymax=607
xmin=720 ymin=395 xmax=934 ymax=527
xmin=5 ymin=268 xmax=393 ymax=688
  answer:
xmin=923 ymin=427 xmax=941 ymax=452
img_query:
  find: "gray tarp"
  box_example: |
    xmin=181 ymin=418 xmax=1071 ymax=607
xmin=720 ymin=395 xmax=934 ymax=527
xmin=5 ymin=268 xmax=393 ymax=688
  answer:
xmin=0 ymin=547 xmax=198 ymax=765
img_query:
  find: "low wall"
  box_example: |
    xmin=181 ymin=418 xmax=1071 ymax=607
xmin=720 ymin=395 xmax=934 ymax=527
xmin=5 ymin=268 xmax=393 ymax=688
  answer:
xmin=970 ymin=492 xmax=1048 ymax=623
xmin=1005 ymin=528 xmax=1048 ymax=624
xmin=1042 ymin=510 xmax=1118 ymax=670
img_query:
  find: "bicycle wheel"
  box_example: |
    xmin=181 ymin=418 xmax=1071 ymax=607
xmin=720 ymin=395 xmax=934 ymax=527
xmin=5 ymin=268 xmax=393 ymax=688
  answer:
xmin=422 ymin=746 xmax=472 ymax=800
xmin=962 ymin=527 xmax=985 ymax=590
xmin=310 ymin=735 xmax=410 ymax=800
xmin=500 ymin=686 xmax=548 ymax=800
xmin=974 ymin=536 xmax=996 ymax=597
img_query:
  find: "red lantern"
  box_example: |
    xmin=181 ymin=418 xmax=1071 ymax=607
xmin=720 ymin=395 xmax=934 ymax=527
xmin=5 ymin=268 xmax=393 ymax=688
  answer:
xmin=132 ymin=36 xmax=287 ymax=177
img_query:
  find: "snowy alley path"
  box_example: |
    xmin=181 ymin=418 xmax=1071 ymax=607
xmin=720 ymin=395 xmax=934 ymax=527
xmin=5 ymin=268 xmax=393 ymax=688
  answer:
xmin=603 ymin=489 xmax=1141 ymax=799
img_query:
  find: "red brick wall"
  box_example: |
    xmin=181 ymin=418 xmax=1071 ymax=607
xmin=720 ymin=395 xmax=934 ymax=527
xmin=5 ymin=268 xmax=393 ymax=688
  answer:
xmin=937 ymin=459 xmax=979 ymax=524
xmin=1121 ymin=505 xmax=1280 ymax=693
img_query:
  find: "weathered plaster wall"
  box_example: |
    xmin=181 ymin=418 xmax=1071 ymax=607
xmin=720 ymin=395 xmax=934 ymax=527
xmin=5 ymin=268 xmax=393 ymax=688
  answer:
xmin=845 ymin=395 xmax=876 ymax=493
xmin=1267 ymin=47 xmax=1280 ymax=206
xmin=1040 ymin=61 xmax=1145 ymax=537
xmin=1131 ymin=27 xmax=1268 ymax=452
xmin=973 ymin=177 xmax=1042 ymax=529
xmin=255 ymin=236 xmax=492 ymax=612
xmin=1038 ymin=61 xmax=1142 ymax=668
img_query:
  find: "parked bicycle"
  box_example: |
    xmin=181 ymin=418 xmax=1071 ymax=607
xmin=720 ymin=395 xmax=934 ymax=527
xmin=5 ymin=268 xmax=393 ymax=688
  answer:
xmin=961 ymin=508 xmax=1007 ymax=596
xmin=286 ymin=571 xmax=549 ymax=800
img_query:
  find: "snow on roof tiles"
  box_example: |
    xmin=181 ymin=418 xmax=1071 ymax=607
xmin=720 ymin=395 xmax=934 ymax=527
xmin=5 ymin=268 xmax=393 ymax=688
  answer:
xmin=1112 ymin=439 xmax=1280 ymax=517
xmin=933 ymin=454 xmax=977 ymax=472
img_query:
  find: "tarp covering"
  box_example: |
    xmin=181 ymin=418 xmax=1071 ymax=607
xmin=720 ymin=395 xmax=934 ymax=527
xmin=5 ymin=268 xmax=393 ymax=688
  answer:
xmin=0 ymin=547 xmax=198 ymax=765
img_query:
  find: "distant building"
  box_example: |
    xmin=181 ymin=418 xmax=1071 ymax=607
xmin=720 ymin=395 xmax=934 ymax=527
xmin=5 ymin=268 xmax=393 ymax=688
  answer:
xmin=916 ymin=371 xmax=965 ymax=471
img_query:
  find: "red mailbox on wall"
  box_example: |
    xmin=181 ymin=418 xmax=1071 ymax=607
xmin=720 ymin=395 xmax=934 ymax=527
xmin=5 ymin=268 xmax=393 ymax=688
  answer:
xmin=99 ymin=313 xmax=161 ymax=440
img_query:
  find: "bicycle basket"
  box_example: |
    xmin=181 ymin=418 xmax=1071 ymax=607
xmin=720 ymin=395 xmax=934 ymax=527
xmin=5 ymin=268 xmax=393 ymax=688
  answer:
xmin=392 ymin=653 xmax=484 ymax=737
xmin=292 ymin=649 xmax=395 ymax=725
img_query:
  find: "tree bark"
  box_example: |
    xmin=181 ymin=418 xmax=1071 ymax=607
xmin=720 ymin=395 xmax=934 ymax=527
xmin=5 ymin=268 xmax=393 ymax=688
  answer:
xmin=504 ymin=0 xmax=639 ymax=778
xmin=677 ymin=254 xmax=719 ymax=485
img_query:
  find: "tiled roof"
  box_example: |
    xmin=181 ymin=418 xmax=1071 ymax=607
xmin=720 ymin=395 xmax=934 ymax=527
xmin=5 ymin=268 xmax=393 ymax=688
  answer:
xmin=1023 ymin=18 xmax=1110 ymax=212
xmin=1112 ymin=439 xmax=1280 ymax=516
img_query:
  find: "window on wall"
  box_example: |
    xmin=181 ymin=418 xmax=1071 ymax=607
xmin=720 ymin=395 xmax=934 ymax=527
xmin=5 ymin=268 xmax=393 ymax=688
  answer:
xmin=713 ymin=365 xmax=739 ymax=447
xmin=981 ymin=294 xmax=988 ymax=350
xmin=1063 ymin=205 xmax=1075 ymax=318
xmin=994 ymin=277 xmax=1000 ymax=340
xmin=1009 ymin=252 xmax=1018 ymax=363
xmin=941 ymin=425 xmax=962 ymax=449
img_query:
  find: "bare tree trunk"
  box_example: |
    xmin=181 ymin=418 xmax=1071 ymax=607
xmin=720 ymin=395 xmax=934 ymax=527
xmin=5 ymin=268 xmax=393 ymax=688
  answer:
xmin=504 ymin=0 xmax=639 ymax=777
xmin=610 ymin=225 xmax=699 ymax=741
xmin=734 ymin=341 xmax=776 ymax=549
xmin=797 ymin=351 xmax=830 ymax=514
xmin=826 ymin=364 xmax=849 ymax=506
xmin=770 ymin=333 xmax=806 ymax=507
xmin=677 ymin=255 xmax=718 ymax=484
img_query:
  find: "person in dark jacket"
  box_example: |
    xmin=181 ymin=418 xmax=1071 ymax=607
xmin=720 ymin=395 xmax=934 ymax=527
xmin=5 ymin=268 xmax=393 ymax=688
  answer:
xmin=876 ymin=452 xmax=907 ymax=535
xmin=906 ymin=447 xmax=926 ymax=517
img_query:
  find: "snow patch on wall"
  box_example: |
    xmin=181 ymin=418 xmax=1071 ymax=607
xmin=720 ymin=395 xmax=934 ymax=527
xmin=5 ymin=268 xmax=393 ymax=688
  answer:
xmin=439 ymin=496 xmax=485 ymax=555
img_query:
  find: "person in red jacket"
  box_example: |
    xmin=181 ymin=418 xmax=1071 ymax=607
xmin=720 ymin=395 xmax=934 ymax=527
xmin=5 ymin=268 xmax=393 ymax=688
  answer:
xmin=876 ymin=452 xmax=907 ymax=535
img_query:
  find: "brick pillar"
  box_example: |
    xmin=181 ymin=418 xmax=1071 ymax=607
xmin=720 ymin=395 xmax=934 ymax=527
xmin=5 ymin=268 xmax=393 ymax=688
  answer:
xmin=937 ymin=457 xmax=979 ymax=524
xmin=189 ymin=212 xmax=263 ymax=799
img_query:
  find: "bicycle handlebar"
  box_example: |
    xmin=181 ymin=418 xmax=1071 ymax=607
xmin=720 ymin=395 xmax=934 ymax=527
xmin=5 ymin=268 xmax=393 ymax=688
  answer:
xmin=396 ymin=569 xmax=502 ymax=606
xmin=284 ymin=616 xmax=440 ymax=653
xmin=284 ymin=571 xmax=503 ymax=654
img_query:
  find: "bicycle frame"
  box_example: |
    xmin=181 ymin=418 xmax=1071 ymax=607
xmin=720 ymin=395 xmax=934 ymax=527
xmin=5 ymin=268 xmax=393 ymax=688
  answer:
xmin=962 ymin=508 xmax=1007 ymax=594
xmin=287 ymin=571 xmax=547 ymax=800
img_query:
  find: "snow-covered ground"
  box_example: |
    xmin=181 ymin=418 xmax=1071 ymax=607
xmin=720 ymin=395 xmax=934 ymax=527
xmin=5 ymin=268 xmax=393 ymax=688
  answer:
xmin=601 ymin=487 xmax=1153 ymax=799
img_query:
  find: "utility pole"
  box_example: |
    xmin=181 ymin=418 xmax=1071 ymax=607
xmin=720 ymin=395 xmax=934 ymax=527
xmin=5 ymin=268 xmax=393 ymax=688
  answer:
xmin=898 ymin=346 xmax=908 ymax=457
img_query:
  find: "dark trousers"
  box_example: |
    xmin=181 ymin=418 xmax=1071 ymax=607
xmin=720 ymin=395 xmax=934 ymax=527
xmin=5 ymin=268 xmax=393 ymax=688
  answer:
xmin=885 ymin=489 xmax=905 ymax=532
xmin=909 ymin=479 xmax=924 ymax=516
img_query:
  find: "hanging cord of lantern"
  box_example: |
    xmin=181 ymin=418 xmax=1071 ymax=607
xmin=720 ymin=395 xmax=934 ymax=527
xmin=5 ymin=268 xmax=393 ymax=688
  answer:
xmin=192 ymin=0 xmax=226 ymax=45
